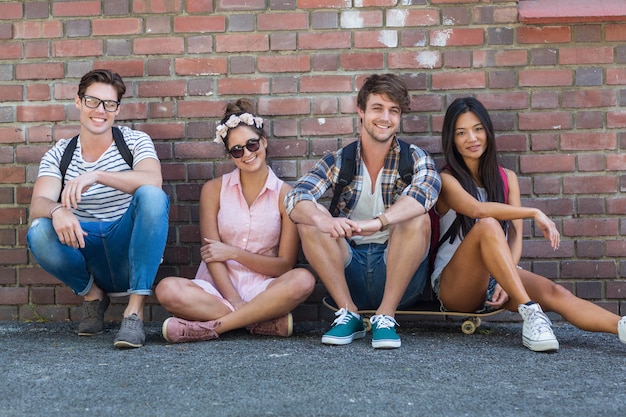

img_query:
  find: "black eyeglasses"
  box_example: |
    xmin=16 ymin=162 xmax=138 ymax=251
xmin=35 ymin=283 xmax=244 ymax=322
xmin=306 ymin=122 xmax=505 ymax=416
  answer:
xmin=228 ymin=138 xmax=262 ymax=159
xmin=82 ymin=95 xmax=120 ymax=112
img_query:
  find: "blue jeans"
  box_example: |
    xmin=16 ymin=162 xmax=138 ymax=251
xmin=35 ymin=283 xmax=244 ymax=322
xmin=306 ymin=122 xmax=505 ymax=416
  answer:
xmin=27 ymin=185 xmax=169 ymax=296
xmin=343 ymin=242 xmax=429 ymax=310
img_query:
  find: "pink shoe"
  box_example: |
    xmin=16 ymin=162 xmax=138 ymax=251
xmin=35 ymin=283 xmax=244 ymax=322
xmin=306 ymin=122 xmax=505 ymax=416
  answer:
xmin=247 ymin=313 xmax=293 ymax=337
xmin=162 ymin=317 xmax=220 ymax=343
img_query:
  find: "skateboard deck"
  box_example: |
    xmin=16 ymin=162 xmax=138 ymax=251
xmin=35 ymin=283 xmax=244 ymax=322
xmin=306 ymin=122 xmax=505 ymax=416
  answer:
xmin=322 ymin=297 xmax=504 ymax=334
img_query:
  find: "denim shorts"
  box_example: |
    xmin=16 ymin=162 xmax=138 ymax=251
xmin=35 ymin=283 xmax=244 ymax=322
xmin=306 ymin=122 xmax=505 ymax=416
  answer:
xmin=432 ymin=273 xmax=498 ymax=314
xmin=342 ymin=241 xmax=429 ymax=310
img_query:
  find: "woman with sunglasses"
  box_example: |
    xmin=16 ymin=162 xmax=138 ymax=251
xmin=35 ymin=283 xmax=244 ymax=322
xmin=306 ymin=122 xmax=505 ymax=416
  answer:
xmin=155 ymin=99 xmax=315 ymax=343
xmin=433 ymin=97 xmax=626 ymax=352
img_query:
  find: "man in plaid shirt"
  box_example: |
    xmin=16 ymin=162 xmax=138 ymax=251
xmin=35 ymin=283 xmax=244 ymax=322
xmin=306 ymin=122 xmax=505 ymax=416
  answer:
xmin=284 ymin=74 xmax=440 ymax=349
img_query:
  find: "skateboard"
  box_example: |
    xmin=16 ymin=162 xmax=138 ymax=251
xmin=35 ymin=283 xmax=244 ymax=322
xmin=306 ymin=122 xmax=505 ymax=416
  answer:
xmin=322 ymin=297 xmax=504 ymax=335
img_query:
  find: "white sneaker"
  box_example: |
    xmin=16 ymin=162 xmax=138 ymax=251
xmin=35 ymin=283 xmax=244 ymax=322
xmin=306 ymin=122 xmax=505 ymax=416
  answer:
xmin=618 ymin=317 xmax=626 ymax=344
xmin=518 ymin=303 xmax=559 ymax=352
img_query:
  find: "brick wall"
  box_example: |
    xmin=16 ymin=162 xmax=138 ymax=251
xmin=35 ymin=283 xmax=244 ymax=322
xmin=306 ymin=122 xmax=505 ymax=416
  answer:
xmin=1 ymin=0 xmax=625 ymax=322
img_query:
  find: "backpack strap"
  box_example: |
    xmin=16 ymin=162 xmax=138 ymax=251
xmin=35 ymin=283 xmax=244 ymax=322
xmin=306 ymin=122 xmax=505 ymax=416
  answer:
xmin=58 ymin=127 xmax=134 ymax=201
xmin=328 ymin=139 xmax=413 ymax=217
xmin=329 ymin=141 xmax=357 ymax=217
xmin=112 ymin=126 xmax=134 ymax=169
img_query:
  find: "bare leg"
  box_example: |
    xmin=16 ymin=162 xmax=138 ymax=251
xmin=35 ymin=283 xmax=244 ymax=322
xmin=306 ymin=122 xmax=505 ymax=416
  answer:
xmin=520 ymin=269 xmax=621 ymax=335
xmin=377 ymin=212 xmax=429 ymax=317
xmin=124 ymin=294 xmax=147 ymax=321
xmin=440 ymin=218 xmax=531 ymax=313
xmin=297 ymin=223 xmax=355 ymax=311
xmin=156 ymin=268 xmax=315 ymax=335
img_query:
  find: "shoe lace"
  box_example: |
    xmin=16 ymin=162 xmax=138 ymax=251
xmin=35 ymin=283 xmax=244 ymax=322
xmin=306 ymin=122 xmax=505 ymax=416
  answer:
xmin=332 ymin=308 xmax=355 ymax=327
xmin=370 ymin=314 xmax=398 ymax=330
xmin=528 ymin=310 xmax=553 ymax=336
xmin=122 ymin=314 xmax=142 ymax=330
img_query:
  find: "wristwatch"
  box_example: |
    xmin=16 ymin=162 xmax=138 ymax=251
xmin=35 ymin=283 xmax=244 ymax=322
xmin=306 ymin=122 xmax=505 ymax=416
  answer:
xmin=375 ymin=212 xmax=389 ymax=232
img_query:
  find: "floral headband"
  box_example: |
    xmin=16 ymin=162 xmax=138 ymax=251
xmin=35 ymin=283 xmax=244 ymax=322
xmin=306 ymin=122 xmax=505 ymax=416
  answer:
xmin=214 ymin=113 xmax=264 ymax=144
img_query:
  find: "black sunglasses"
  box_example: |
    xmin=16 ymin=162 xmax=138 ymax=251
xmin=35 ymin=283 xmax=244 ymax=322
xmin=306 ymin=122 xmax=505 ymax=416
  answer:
xmin=228 ymin=138 xmax=262 ymax=159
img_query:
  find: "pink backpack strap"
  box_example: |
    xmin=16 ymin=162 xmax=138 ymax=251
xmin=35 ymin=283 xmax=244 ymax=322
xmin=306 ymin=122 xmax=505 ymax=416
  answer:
xmin=498 ymin=165 xmax=509 ymax=204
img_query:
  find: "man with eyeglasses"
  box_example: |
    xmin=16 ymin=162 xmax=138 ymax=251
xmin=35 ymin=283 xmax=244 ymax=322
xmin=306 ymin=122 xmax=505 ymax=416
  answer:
xmin=284 ymin=74 xmax=441 ymax=349
xmin=27 ymin=69 xmax=169 ymax=348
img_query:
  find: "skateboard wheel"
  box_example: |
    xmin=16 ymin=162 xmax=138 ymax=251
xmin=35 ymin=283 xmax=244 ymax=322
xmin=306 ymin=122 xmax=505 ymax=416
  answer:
xmin=461 ymin=320 xmax=476 ymax=335
xmin=474 ymin=317 xmax=482 ymax=327
xmin=363 ymin=318 xmax=372 ymax=332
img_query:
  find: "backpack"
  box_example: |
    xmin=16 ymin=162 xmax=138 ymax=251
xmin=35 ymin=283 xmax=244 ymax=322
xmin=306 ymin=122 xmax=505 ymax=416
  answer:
xmin=328 ymin=140 xmax=412 ymax=217
xmin=328 ymin=140 xmax=509 ymax=275
xmin=58 ymin=126 xmax=133 ymax=199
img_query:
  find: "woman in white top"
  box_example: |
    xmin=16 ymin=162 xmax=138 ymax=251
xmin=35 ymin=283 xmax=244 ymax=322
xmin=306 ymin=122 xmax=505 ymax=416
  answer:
xmin=432 ymin=97 xmax=626 ymax=352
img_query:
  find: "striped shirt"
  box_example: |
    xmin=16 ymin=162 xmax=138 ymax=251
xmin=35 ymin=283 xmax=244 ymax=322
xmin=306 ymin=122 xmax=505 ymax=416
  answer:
xmin=284 ymin=137 xmax=441 ymax=218
xmin=37 ymin=126 xmax=159 ymax=222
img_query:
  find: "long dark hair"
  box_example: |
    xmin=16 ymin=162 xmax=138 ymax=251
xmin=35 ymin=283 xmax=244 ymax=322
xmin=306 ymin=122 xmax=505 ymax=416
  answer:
xmin=441 ymin=97 xmax=511 ymax=241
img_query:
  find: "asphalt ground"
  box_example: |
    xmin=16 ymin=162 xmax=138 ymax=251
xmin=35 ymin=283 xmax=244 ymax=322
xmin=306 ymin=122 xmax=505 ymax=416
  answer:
xmin=0 ymin=318 xmax=624 ymax=417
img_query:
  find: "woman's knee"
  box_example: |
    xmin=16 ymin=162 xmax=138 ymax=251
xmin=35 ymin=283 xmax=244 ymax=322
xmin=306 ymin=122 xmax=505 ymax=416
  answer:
xmin=155 ymin=277 xmax=182 ymax=306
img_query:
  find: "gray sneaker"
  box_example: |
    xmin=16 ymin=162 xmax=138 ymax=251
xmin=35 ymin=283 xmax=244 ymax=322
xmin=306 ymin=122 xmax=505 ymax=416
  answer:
xmin=113 ymin=313 xmax=145 ymax=348
xmin=77 ymin=295 xmax=110 ymax=336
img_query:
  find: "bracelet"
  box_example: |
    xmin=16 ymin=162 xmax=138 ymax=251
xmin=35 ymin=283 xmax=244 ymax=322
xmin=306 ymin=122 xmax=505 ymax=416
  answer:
xmin=49 ymin=204 xmax=64 ymax=217
xmin=375 ymin=212 xmax=389 ymax=232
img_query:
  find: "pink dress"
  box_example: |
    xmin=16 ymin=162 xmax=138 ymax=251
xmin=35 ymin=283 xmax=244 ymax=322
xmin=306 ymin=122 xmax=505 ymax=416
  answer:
xmin=192 ymin=167 xmax=283 ymax=311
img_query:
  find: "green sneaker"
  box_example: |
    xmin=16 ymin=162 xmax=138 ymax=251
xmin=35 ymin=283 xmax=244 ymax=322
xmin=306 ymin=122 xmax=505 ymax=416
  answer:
xmin=321 ymin=308 xmax=366 ymax=345
xmin=370 ymin=314 xmax=400 ymax=349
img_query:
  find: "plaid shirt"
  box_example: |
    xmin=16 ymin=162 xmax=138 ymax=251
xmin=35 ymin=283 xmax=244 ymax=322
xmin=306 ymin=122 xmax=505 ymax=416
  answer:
xmin=284 ymin=137 xmax=441 ymax=218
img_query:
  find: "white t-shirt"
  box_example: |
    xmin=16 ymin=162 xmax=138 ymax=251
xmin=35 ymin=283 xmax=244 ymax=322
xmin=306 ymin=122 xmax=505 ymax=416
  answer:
xmin=37 ymin=126 xmax=159 ymax=222
xmin=350 ymin=167 xmax=389 ymax=245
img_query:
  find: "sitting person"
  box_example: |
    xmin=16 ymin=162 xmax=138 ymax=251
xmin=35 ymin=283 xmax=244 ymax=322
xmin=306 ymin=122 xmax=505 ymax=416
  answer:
xmin=155 ymin=99 xmax=315 ymax=343
xmin=27 ymin=69 xmax=169 ymax=348
xmin=432 ymin=96 xmax=626 ymax=352
xmin=284 ymin=74 xmax=441 ymax=349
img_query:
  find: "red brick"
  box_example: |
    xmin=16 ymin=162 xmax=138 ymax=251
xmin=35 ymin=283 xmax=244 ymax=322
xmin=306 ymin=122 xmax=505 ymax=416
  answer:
xmin=563 ymin=176 xmax=617 ymax=194
xmin=386 ymin=8 xmax=440 ymax=26
xmin=432 ymin=71 xmax=485 ymax=90
xmin=93 ymin=18 xmax=143 ymax=36
xmin=607 ymin=197 xmax=626 ymax=215
xmin=577 ymin=154 xmax=605 ymax=172
xmin=339 ymin=10 xmax=383 ymax=28
xmin=217 ymin=78 xmax=270 ymax=95
xmin=301 ymin=117 xmax=353 ymax=136
xmin=562 ymin=89 xmax=616 ymax=108
xmin=561 ymin=132 xmax=616 ymax=151
xmin=559 ymin=47 xmax=614 ymax=65
xmin=299 ymin=32 xmax=351 ymax=50
xmin=607 ymin=154 xmax=626 ymax=171
xmin=258 ymin=55 xmax=310 ymax=73
xmin=519 ymin=0 xmax=626 ymax=24
xmin=562 ymin=260 xmax=616 ymax=278
xmin=16 ymin=63 xmax=64 ymax=80
xmin=0 ymin=287 xmax=28 ymax=305
xmin=17 ymin=105 xmax=65 ymax=122
xmin=298 ymin=0 xmax=352 ymax=8
xmin=517 ymin=26 xmax=570 ymax=44
xmin=258 ymin=12 xmax=308 ymax=31
xmin=518 ymin=112 xmax=572 ymax=131
xmin=389 ymin=51 xmax=442 ymax=70
xmin=341 ymin=53 xmax=384 ymax=71
xmin=188 ymin=0 xmax=214 ymax=13
xmin=215 ymin=34 xmax=269 ymax=53
xmin=94 ymin=60 xmax=144 ymax=78
xmin=133 ymin=0 xmax=183 ymax=13
xmin=430 ymin=28 xmax=484 ymax=47
xmin=519 ymin=70 xmax=573 ymax=87
xmin=354 ymin=30 xmax=398 ymax=49
xmin=300 ymin=75 xmax=352 ymax=93
xmin=0 ymin=42 xmax=23 ymax=59
xmin=175 ymin=58 xmax=227 ymax=76
xmin=53 ymin=1 xmax=100 ymax=16
xmin=473 ymin=49 xmax=528 ymax=67
xmin=606 ymin=24 xmax=626 ymax=41
xmin=258 ymin=98 xmax=310 ymax=116
xmin=52 ymin=40 xmax=102 ymax=57
xmin=173 ymin=16 xmax=226 ymax=33
xmin=16 ymin=145 xmax=50 ymax=164
xmin=0 ymin=127 xmax=24 ymax=144
xmin=520 ymin=154 xmax=575 ymax=174
xmin=137 ymin=81 xmax=186 ymax=98
xmin=134 ymin=37 xmax=184 ymax=55
xmin=606 ymin=68 xmax=626 ymax=85
xmin=607 ymin=111 xmax=626 ymax=128
xmin=135 ymin=122 xmax=185 ymax=140
xmin=216 ymin=0 xmax=265 ymax=10
xmin=0 ymin=2 xmax=23 ymax=19
xmin=14 ymin=21 xmax=63 ymax=39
